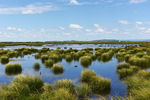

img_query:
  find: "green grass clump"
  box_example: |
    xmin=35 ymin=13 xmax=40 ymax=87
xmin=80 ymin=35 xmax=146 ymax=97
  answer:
xmin=76 ymin=83 xmax=90 ymax=98
xmin=41 ymin=88 xmax=75 ymax=100
xmin=81 ymin=69 xmax=111 ymax=95
xmin=42 ymin=83 xmax=53 ymax=92
xmin=0 ymin=56 xmax=9 ymax=64
xmin=101 ymin=53 xmax=112 ymax=63
xmin=54 ymin=79 xmax=75 ymax=93
xmin=5 ymin=63 xmax=22 ymax=76
xmin=73 ymin=53 xmax=80 ymax=61
xmin=90 ymin=76 xmax=111 ymax=95
xmin=125 ymin=71 xmax=150 ymax=100
xmin=128 ymin=56 xmax=150 ymax=68
xmin=117 ymin=63 xmax=130 ymax=70
xmin=51 ymin=64 xmax=64 ymax=75
xmin=117 ymin=66 xmax=139 ymax=79
xmin=0 ymin=75 xmax=44 ymax=100
xmin=33 ymin=62 xmax=40 ymax=71
xmin=44 ymin=59 xmax=54 ymax=68
xmin=80 ymin=56 xmax=92 ymax=67
xmin=12 ymin=75 xmax=44 ymax=92
xmin=81 ymin=69 xmax=96 ymax=83
xmin=34 ymin=53 xmax=41 ymax=59
xmin=65 ymin=55 xmax=73 ymax=62
xmin=41 ymin=55 xmax=49 ymax=63
xmin=0 ymin=83 xmax=30 ymax=100
xmin=49 ymin=54 xmax=62 ymax=63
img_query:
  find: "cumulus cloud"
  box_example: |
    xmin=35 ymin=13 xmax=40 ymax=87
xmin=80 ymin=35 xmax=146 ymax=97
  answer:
xmin=145 ymin=28 xmax=150 ymax=33
xmin=94 ymin=24 xmax=105 ymax=33
xmin=6 ymin=27 xmax=23 ymax=32
xmin=129 ymin=0 xmax=148 ymax=4
xmin=85 ymin=29 xmax=91 ymax=32
xmin=119 ymin=20 xmax=129 ymax=25
xmin=136 ymin=21 xmax=143 ymax=25
xmin=69 ymin=24 xmax=83 ymax=30
xmin=69 ymin=0 xmax=100 ymax=5
xmin=0 ymin=2 xmax=57 ymax=15
xmin=70 ymin=0 xmax=80 ymax=5
xmin=59 ymin=26 xmax=65 ymax=30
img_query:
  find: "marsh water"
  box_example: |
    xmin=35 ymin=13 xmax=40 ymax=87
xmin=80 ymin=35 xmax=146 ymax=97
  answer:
xmin=1 ymin=43 xmax=139 ymax=50
xmin=0 ymin=44 xmax=138 ymax=98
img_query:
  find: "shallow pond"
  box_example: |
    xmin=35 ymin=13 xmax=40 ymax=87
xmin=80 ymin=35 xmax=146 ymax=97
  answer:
xmin=0 ymin=54 xmax=127 ymax=98
xmin=1 ymin=44 xmax=138 ymax=50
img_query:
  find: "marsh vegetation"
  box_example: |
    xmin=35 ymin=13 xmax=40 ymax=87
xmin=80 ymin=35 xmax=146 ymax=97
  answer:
xmin=0 ymin=42 xmax=150 ymax=99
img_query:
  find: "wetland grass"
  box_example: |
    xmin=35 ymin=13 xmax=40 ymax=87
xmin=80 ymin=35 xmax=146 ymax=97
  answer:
xmin=65 ymin=54 xmax=73 ymax=62
xmin=101 ymin=52 xmax=113 ymax=63
xmin=41 ymin=88 xmax=76 ymax=100
xmin=81 ymin=69 xmax=111 ymax=95
xmin=44 ymin=59 xmax=54 ymax=68
xmin=80 ymin=56 xmax=92 ymax=67
xmin=5 ymin=63 xmax=22 ymax=76
xmin=76 ymin=83 xmax=90 ymax=98
xmin=90 ymin=75 xmax=111 ymax=95
xmin=0 ymin=56 xmax=9 ymax=64
xmin=81 ymin=69 xmax=96 ymax=83
xmin=54 ymin=79 xmax=75 ymax=93
xmin=0 ymin=75 xmax=44 ymax=100
xmin=51 ymin=64 xmax=64 ymax=75
xmin=33 ymin=62 xmax=40 ymax=71
xmin=13 ymin=75 xmax=44 ymax=92
xmin=128 ymin=56 xmax=150 ymax=68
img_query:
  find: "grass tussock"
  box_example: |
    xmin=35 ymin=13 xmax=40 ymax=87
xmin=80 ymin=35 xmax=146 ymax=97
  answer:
xmin=81 ymin=69 xmax=96 ymax=83
xmin=33 ymin=62 xmax=40 ymax=71
xmin=44 ymin=59 xmax=54 ymax=68
xmin=51 ymin=64 xmax=64 ymax=75
xmin=5 ymin=63 xmax=22 ymax=76
xmin=80 ymin=56 xmax=92 ymax=67
xmin=54 ymin=79 xmax=75 ymax=93
xmin=0 ymin=56 xmax=9 ymax=64
xmin=76 ymin=83 xmax=90 ymax=98
xmin=81 ymin=69 xmax=111 ymax=95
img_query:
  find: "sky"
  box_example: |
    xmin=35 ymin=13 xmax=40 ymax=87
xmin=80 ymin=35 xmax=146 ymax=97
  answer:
xmin=0 ymin=0 xmax=150 ymax=41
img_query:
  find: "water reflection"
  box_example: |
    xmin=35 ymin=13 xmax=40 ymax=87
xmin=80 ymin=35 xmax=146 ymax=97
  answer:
xmin=0 ymin=52 xmax=127 ymax=98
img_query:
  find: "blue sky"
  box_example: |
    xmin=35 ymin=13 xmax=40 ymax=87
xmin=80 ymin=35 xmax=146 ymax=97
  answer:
xmin=0 ymin=0 xmax=150 ymax=41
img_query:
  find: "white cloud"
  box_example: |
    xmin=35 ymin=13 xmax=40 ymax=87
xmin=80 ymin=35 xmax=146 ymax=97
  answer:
xmin=94 ymin=24 xmax=105 ymax=33
xmin=59 ymin=26 xmax=65 ymax=30
xmin=119 ymin=20 xmax=129 ymax=25
xmin=69 ymin=24 xmax=83 ymax=30
xmin=6 ymin=27 xmax=23 ymax=32
xmin=145 ymin=28 xmax=150 ymax=33
xmin=137 ymin=27 xmax=146 ymax=30
xmin=70 ymin=0 xmax=80 ymax=5
xmin=69 ymin=0 xmax=100 ymax=5
xmin=0 ymin=2 xmax=57 ymax=15
xmin=136 ymin=21 xmax=143 ymax=25
xmin=85 ymin=29 xmax=91 ymax=32
xmin=129 ymin=0 xmax=148 ymax=4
